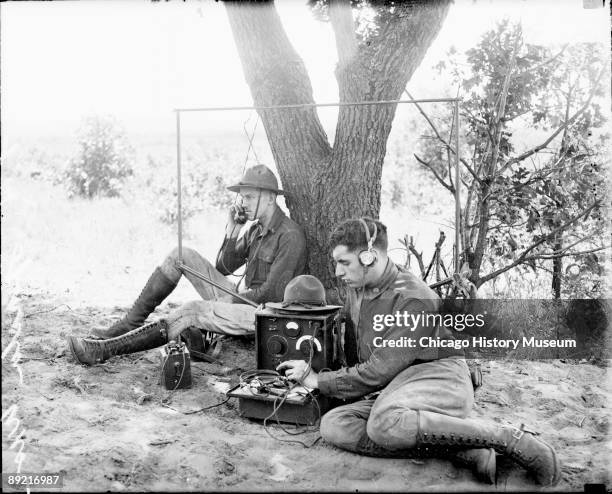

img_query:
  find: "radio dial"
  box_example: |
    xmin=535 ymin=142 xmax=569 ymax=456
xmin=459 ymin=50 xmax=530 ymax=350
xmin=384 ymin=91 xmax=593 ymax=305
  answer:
xmin=284 ymin=321 xmax=301 ymax=338
xmin=267 ymin=337 xmax=287 ymax=356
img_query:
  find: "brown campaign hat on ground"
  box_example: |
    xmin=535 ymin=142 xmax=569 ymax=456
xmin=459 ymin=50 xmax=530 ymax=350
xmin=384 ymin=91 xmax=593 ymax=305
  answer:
xmin=227 ymin=164 xmax=284 ymax=194
xmin=267 ymin=275 xmax=342 ymax=313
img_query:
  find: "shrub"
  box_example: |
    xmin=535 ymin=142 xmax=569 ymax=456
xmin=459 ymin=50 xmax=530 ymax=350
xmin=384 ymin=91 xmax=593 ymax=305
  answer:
xmin=65 ymin=115 xmax=133 ymax=198
xmin=147 ymin=153 xmax=235 ymax=225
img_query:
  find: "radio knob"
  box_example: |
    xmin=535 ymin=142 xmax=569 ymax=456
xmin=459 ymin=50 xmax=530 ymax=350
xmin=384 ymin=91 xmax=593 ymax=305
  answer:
xmin=267 ymin=337 xmax=286 ymax=356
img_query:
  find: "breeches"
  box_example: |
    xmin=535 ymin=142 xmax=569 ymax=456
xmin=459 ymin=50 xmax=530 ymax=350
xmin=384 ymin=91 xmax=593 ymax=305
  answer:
xmin=319 ymin=357 xmax=474 ymax=452
xmin=160 ymin=246 xmax=256 ymax=338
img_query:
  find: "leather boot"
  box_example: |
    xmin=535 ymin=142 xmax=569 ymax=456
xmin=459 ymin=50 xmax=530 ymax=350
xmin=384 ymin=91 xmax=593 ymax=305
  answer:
xmin=454 ymin=448 xmax=496 ymax=484
xmin=416 ymin=410 xmax=561 ymax=485
xmin=355 ymin=433 xmax=495 ymax=484
xmin=68 ymin=320 xmax=168 ymax=365
xmin=91 ymin=268 xmax=177 ymax=339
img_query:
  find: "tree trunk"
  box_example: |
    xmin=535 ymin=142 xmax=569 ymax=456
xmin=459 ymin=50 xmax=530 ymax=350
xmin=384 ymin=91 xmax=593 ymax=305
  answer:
xmin=225 ymin=0 xmax=451 ymax=292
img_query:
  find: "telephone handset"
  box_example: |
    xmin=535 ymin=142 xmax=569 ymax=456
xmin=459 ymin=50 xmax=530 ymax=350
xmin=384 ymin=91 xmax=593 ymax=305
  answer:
xmin=233 ymin=204 xmax=248 ymax=224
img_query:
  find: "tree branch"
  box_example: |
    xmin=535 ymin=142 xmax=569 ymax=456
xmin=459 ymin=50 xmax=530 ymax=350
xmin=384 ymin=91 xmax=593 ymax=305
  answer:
xmin=488 ymin=28 xmax=521 ymax=174
xmin=526 ymin=245 xmax=608 ymax=260
xmin=478 ymin=201 xmax=601 ymax=284
xmin=470 ymin=29 xmax=521 ymax=279
xmin=405 ymin=89 xmax=482 ymax=184
xmin=512 ymin=44 xmax=568 ymax=78
xmin=329 ymin=0 xmax=358 ymax=67
xmin=500 ymin=66 xmax=605 ymax=173
xmin=408 ymin=236 xmax=426 ymax=277
xmin=414 ymin=153 xmax=454 ymax=193
xmin=562 ymin=232 xmax=597 ymax=249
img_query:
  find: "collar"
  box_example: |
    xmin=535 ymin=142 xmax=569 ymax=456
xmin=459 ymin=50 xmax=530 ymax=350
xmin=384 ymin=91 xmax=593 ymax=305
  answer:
xmin=363 ymin=258 xmax=398 ymax=298
xmin=255 ymin=205 xmax=285 ymax=237
xmin=260 ymin=206 xmax=285 ymax=235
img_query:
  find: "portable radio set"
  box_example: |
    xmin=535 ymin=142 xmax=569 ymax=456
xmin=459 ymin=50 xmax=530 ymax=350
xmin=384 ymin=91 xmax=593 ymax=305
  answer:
xmin=227 ymin=306 xmax=341 ymax=425
xmin=160 ymin=305 xmax=341 ymax=425
xmin=254 ymin=308 xmax=338 ymax=372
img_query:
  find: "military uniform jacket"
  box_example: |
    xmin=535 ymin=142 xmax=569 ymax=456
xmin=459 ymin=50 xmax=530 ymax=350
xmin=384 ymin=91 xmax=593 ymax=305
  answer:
xmin=215 ymin=206 xmax=307 ymax=304
xmin=317 ymin=259 xmax=463 ymax=399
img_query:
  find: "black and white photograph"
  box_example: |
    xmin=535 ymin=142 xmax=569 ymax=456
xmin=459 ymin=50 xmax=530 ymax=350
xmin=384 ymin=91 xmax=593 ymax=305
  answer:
xmin=1 ymin=0 xmax=610 ymax=492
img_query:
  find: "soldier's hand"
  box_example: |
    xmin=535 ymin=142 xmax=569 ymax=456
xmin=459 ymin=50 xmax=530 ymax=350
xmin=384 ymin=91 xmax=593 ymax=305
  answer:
xmin=226 ymin=205 xmax=244 ymax=236
xmin=277 ymin=360 xmax=319 ymax=389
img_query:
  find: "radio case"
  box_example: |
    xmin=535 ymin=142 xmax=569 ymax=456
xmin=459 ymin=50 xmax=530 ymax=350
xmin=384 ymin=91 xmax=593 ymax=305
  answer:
xmin=228 ymin=307 xmax=341 ymax=425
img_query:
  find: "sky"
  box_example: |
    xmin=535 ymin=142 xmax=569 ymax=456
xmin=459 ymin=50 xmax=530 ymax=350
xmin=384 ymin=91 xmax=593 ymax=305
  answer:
xmin=1 ymin=0 xmax=609 ymax=139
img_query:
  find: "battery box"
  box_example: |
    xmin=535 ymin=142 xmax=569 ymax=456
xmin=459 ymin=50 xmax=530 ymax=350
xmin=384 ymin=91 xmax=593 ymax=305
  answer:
xmin=159 ymin=340 xmax=192 ymax=390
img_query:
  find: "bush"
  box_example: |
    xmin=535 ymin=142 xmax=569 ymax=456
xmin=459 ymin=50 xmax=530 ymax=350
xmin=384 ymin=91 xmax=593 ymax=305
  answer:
xmin=146 ymin=153 xmax=235 ymax=225
xmin=65 ymin=115 xmax=133 ymax=198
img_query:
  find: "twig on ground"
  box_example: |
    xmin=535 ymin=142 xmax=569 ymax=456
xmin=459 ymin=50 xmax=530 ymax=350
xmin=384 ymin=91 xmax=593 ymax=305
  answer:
xmin=24 ymin=304 xmax=74 ymax=319
xmin=149 ymin=439 xmax=177 ymax=446
xmin=479 ymin=395 xmax=509 ymax=406
xmin=160 ymin=402 xmax=179 ymax=413
xmin=35 ymin=390 xmax=55 ymax=401
xmin=72 ymin=376 xmax=86 ymax=394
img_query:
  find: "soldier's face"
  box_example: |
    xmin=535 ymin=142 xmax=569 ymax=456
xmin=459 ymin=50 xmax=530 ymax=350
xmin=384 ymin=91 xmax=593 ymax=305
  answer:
xmin=332 ymin=245 xmax=368 ymax=288
xmin=239 ymin=187 xmax=264 ymax=221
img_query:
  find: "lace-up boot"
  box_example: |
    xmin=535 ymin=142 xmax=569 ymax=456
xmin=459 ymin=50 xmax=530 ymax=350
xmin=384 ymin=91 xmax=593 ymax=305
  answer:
xmin=416 ymin=410 xmax=560 ymax=485
xmin=68 ymin=320 xmax=168 ymax=365
xmin=355 ymin=433 xmax=496 ymax=484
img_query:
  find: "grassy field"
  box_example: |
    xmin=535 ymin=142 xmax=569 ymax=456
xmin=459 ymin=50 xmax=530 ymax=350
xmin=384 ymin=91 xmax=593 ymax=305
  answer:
xmin=0 ymin=124 xmax=462 ymax=309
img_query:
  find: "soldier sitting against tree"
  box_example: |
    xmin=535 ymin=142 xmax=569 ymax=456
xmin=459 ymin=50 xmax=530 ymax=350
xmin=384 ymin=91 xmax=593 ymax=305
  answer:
xmin=278 ymin=217 xmax=560 ymax=486
xmin=68 ymin=164 xmax=307 ymax=365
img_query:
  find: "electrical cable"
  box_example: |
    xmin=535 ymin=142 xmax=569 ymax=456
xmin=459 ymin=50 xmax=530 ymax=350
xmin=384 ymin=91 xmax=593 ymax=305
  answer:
xmin=215 ymin=223 xmax=244 ymax=281
xmin=233 ymin=189 xmax=264 ymax=292
xmin=158 ymin=340 xmax=188 ymax=411
xmin=182 ymin=396 xmax=230 ymax=415
xmin=242 ymin=112 xmax=260 ymax=166
xmin=215 ymin=111 xmax=259 ymax=281
xmin=159 ymin=340 xmax=231 ymax=414
xmin=237 ymin=330 xmax=322 ymax=442
xmin=260 ymin=325 xmax=323 ymax=448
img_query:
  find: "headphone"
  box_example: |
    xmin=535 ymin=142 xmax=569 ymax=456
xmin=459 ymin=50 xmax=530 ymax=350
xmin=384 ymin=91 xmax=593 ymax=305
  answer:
xmin=358 ymin=218 xmax=378 ymax=267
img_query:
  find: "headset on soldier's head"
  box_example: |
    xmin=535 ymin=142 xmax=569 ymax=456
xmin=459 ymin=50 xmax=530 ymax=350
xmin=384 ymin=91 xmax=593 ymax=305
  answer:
xmin=358 ymin=218 xmax=378 ymax=267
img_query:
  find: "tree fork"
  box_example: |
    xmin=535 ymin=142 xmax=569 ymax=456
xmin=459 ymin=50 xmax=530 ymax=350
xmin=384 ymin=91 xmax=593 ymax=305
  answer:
xmin=225 ymin=0 xmax=451 ymax=290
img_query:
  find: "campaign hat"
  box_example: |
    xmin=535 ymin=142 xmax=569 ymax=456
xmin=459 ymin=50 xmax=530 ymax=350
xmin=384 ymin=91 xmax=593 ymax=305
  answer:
xmin=227 ymin=164 xmax=284 ymax=194
xmin=267 ymin=275 xmax=342 ymax=313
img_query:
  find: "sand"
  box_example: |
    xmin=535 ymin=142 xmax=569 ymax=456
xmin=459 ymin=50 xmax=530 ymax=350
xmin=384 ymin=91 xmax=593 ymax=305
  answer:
xmin=2 ymin=288 xmax=610 ymax=492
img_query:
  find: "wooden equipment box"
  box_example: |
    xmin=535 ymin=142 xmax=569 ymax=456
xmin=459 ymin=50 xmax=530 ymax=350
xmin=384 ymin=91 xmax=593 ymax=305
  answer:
xmin=226 ymin=383 xmax=327 ymax=426
xmin=226 ymin=307 xmax=341 ymax=425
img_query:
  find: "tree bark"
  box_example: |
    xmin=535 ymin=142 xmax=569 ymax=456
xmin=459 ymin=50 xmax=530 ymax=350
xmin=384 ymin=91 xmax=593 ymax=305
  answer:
xmin=225 ymin=0 xmax=451 ymax=291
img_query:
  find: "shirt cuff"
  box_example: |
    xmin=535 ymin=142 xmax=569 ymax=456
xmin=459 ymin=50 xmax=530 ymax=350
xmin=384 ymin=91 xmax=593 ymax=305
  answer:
xmin=316 ymin=370 xmax=339 ymax=396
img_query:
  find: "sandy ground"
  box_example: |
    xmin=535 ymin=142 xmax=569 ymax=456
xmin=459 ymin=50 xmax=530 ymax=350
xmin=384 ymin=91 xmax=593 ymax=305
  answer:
xmin=2 ymin=285 xmax=610 ymax=493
